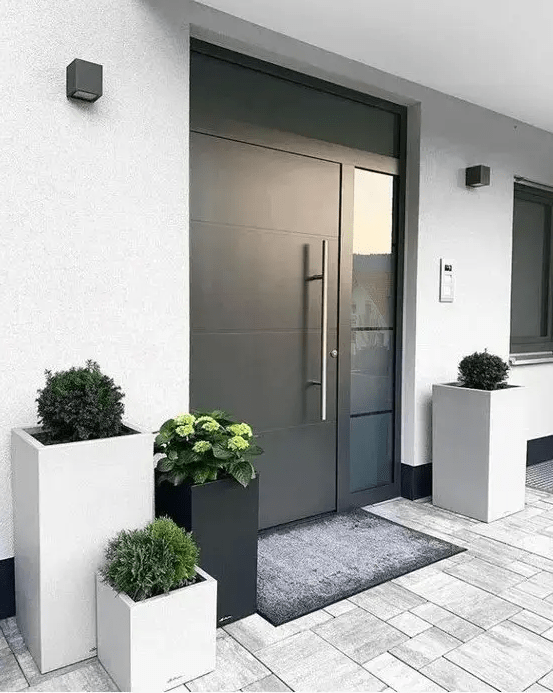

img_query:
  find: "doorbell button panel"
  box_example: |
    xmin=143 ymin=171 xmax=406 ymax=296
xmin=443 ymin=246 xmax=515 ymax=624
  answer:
xmin=440 ymin=259 xmax=454 ymax=302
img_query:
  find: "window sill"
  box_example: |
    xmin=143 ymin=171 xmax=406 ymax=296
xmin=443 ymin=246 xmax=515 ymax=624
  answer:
xmin=510 ymin=352 xmax=553 ymax=366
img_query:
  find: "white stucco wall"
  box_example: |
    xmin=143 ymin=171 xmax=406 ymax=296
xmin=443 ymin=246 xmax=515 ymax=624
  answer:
xmin=0 ymin=0 xmax=190 ymax=560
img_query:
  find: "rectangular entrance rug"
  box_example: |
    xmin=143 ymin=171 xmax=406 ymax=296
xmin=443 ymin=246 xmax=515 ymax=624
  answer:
xmin=257 ymin=508 xmax=465 ymax=626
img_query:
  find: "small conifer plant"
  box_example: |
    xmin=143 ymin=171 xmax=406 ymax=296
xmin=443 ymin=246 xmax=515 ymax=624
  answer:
xmin=99 ymin=517 xmax=199 ymax=602
xmin=36 ymin=360 xmax=124 ymax=444
xmin=457 ymin=350 xmax=509 ymax=391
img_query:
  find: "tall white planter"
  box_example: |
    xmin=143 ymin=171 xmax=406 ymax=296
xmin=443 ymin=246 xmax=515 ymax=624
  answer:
xmin=96 ymin=569 xmax=216 ymax=692
xmin=11 ymin=423 xmax=154 ymax=673
xmin=432 ymin=384 xmax=526 ymax=522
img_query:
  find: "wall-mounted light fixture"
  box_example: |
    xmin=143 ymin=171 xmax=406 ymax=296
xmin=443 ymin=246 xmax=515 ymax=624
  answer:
xmin=66 ymin=59 xmax=103 ymax=102
xmin=465 ymin=165 xmax=490 ymax=188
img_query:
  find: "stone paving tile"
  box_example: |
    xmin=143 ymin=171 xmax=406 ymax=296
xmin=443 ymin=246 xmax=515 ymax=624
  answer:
xmin=387 ymin=612 xmax=432 ymax=637
xmin=187 ymin=632 xmax=269 ymax=692
xmin=410 ymin=602 xmax=484 ymax=642
xmin=313 ymin=607 xmax=408 ymax=665
xmin=470 ymin=522 xmax=553 ymax=560
xmin=442 ymin=556 xmax=525 ymax=593
xmin=0 ymin=619 xmax=25 ymax=653
xmin=241 ymin=674 xmax=291 ymax=692
xmin=256 ymin=630 xmax=387 ymax=691
xmin=455 ymin=534 xmax=526 ymax=567
xmin=396 ymin=569 xmax=520 ymax=629
xmin=389 ymin=627 xmax=460 ymax=670
xmin=26 ymin=661 xmax=116 ymax=692
xmin=508 ymin=560 xmax=542 ymax=577
xmin=323 ymin=599 xmax=357 ymax=617
xmin=0 ymin=633 xmax=10 ymax=657
xmin=510 ymin=609 xmax=553 ymax=635
xmin=349 ymin=581 xmax=426 ymax=620
xmin=363 ymin=652 xmax=446 ymax=692
xmin=527 ymin=683 xmax=551 ymax=692
xmin=500 ymin=586 xmax=553 ymax=621
xmin=539 ymin=669 xmax=553 ymax=690
xmin=518 ymin=571 xmax=553 ymax=599
xmin=0 ymin=652 xmax=28 ymax=692
xmin=420 ymin=657 xmax=497 ymax=691
xmin=446 ymin=620 xmax=553 ymax=691
xmin=224 ymin=610 xmax=332 ymax=653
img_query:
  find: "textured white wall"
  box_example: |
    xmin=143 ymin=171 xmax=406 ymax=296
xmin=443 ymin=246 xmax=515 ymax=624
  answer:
xmin=188 ymin=2 xmax=553 ymax=468
xmin=0 ymin=0 xmax=190 ymax=560
xmin=414 ymin=95 xmax=553 ymax=462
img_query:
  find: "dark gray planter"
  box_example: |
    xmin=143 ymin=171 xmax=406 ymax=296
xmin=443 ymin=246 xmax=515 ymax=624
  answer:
xmin=155 ymin=473 xmax=259 ymax=626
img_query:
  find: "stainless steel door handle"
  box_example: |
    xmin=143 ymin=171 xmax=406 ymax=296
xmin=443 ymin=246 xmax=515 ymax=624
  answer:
xmin=320 ymin=240 xmax=328 ymax=421
xmin=307 ymin=240 xmax=329 ymax=421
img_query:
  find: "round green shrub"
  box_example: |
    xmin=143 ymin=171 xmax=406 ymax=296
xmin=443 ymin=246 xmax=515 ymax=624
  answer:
xmin=100 ymin=518 xmax=198 ymax=602
xmin=36 ymin=360 xmax=124 ymax=443
xmin=457 ymin=351 xmax=509 ymax=391
xmin=149 ymin=517 xmax=199 ymax=584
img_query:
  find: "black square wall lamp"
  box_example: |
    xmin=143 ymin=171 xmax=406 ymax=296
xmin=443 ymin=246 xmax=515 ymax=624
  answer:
xmin=66 ymin=59 xmax=103 ymax=102
xmin=465 ymin=165 xmax=490 ymax=188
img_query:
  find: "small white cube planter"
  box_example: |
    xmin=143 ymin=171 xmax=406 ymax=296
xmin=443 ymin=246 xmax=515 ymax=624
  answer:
xmin=11 ymin=423 xmax=154 ymax=673
xmin=432 ymin=384 xmax=527 ymax=522
xmin=96 ymin=569 xmax=216 ymax=692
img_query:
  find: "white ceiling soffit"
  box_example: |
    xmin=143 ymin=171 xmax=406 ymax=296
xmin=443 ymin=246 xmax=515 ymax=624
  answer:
xmin=196 ymin=0 xmax=553 ymax=133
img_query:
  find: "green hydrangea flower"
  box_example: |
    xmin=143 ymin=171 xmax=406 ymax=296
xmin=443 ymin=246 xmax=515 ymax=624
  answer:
xmin=228 ymin=423 xmax=253 ymax=438
xmin=195 ymin=416 xmax=221 ymax=433
xmin=228 ymin=435 xmax=249 ymax=451
xmin=175 ymin=424 xmax=194 ymax=437
xmin=192 ymin=440 xmax=212 ymax=454
xmin=174 ymin=413 xmax=196 ymax=427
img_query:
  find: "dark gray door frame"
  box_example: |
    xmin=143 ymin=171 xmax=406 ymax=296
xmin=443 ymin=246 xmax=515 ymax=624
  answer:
xmin=190 ymin=38 xmax=407 ymax=513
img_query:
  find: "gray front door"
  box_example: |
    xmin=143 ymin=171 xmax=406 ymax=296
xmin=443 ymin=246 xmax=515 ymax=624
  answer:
xmin=190 ymin=132 xmax=340 ymax=528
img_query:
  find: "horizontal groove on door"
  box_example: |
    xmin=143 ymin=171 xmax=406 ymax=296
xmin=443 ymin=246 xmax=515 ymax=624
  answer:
xmin=191 ymin=329 xmax=338 ymax=335
xmin=352 ymin=327 xmax=394 ymax=332
xmin=191 ymin=218 xmax=339 ymax=240
xmin=350 ymin=410 xmax=393 ymax=418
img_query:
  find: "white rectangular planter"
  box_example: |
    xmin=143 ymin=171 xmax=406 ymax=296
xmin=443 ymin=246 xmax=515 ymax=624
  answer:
xmin=97 ymin=568 xmax=216 ymax=692
xmin=12 ymin=423 xmax=154 ymax=673
xmin=432 ymin=384 xmax=527 ymax=522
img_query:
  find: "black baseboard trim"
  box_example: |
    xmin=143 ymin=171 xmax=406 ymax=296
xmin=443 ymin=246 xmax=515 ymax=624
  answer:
xmin=527 ymin=436 xmax=553 ymax=467
xmin=0 ymin=558 xmax=15 ymax=619
xmin=401 ymin=463 xmax=432 ymax=501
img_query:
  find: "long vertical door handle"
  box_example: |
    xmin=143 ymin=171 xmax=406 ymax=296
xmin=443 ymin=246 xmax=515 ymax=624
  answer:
xmin=320 ymin=239 xmax=328 ymax=421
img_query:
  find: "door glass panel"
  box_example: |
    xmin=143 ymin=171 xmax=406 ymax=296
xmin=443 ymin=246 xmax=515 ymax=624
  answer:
xmin=350 ymin=169 xmax=395 ymax=492
xmin=350 ymin=414 xmax=393 ymax=492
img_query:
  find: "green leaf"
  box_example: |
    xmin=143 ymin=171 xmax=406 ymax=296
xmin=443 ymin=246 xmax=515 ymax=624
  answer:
xmin=154 ymin=433 xmax=166 ymax=447
xmin=212 ymin=445 xmax=233 ymax=460
xmin=159 ymin=419 xmax=175 ymax=434
xmin=177 ymin=448 xmax=196 ymax=466
xmin=192 ymin=468 xmax=210 ymax=485
xmin=167 ymin=448 xmax=178 ymax=461
xmin=229 ymin=461 xmax=254 ymax=488
xmin=156 ymin=457 xmax=173 ymax=472
xmin=246 ymin=444 xmax=263 ymax=456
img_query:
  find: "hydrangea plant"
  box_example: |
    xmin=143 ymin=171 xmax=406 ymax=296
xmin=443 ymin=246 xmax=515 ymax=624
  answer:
xmin=155 ymin=410 xmax=263 ymax=487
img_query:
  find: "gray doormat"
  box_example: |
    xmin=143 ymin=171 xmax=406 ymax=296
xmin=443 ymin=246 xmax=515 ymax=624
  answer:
xmin=527 ymin=460 xmax=553 ymax=493
xmin=257 ymin=508 xmax=465 ymax=626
